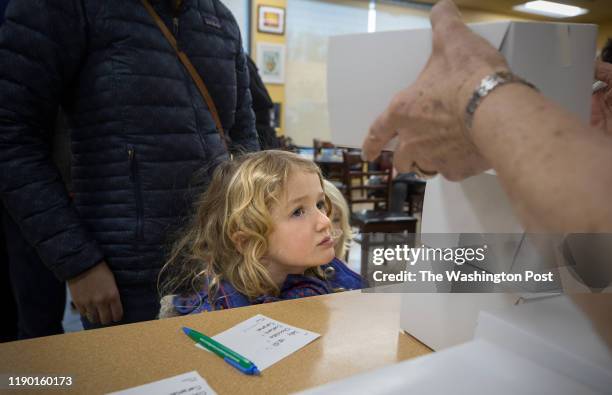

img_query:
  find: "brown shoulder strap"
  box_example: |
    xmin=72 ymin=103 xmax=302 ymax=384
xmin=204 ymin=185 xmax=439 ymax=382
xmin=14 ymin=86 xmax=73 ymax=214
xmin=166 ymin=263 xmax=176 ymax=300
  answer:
xmin=140 ymin=0 xmax=228 ymax=151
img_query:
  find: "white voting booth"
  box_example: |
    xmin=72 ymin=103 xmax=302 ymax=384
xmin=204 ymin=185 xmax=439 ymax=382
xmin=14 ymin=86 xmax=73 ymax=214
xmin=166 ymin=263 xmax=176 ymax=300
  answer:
xmin=307 ymin=21 xmax=612 ymax=394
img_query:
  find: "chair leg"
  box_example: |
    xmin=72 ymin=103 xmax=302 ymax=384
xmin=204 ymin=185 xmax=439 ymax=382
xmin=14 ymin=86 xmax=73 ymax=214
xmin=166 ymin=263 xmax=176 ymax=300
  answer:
xmin=360 ymin=175 xmax=364 ymax=197
xmin=360 ymin=233 xmax=370 ymax=286
xmin=383 ymin=233 xmax=389 ymax=265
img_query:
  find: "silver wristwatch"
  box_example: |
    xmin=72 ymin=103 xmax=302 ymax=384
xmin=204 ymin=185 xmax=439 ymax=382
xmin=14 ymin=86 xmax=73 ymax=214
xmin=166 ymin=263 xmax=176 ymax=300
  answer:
xmin=465 ymin=71 xmax=537 ymax=130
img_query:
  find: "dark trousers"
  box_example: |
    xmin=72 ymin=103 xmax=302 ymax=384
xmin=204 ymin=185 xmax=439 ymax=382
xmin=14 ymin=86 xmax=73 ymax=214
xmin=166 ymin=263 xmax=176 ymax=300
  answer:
xmin=80 ymin=283 xmax=161 ymax=330
xmin=390 ymin=173 xmax=426 ymax=214
xmin=390 ymin=181 xmax=409 ymax=213
xmin=0 ymin=207 xmax=18 ymax=342
xmin=2 ymin=209 xmax=66 ymax=339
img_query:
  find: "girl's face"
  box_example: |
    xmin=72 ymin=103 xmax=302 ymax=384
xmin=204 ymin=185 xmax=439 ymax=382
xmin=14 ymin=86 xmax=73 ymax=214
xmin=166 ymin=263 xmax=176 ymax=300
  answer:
xmin=264 ymin=170 xmax=335 ymax=283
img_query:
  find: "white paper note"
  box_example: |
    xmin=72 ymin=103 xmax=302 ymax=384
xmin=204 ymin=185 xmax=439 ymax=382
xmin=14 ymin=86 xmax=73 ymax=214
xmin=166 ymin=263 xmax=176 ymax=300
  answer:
xmin=196 ymin=314 xmax=320 ymax=371
xmin=107 ymin=371 xmax=216 ymax=395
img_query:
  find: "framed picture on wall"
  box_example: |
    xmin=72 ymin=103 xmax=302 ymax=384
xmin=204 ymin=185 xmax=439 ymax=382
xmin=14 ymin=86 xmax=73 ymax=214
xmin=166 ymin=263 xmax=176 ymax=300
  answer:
xmin=257 ymin=5 xmax=285 ymax=35
xmin=256 ymin=43 xmax=285 ymax=84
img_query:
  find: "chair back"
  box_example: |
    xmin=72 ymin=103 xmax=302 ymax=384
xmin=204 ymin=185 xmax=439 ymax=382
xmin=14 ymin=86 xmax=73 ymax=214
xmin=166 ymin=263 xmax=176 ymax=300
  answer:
xmin=341 ymin=151 xmax=393 ymax=213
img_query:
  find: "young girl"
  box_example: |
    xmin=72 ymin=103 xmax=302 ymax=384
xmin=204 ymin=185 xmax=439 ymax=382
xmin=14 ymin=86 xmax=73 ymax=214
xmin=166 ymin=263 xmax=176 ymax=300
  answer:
xmin=323 ymin=180 xmax=353 ymax=261
xmin=159 ymin=150 xmax=362 ymax=318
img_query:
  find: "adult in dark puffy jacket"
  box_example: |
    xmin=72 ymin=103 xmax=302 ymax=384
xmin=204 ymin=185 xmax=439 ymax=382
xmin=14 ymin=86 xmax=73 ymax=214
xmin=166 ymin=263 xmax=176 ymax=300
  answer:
xmin=246 ymin=55 xmax=280 ymax=150
xmin=0 ymin=0 xmax=19 ymax=343
xmin=0 ymin=0 xmax=259 ymax=328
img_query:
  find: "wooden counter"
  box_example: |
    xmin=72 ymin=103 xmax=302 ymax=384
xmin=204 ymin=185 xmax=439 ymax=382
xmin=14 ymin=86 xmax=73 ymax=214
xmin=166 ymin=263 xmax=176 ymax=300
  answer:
xmin=0 ymin=291 xmax=431 ymax=394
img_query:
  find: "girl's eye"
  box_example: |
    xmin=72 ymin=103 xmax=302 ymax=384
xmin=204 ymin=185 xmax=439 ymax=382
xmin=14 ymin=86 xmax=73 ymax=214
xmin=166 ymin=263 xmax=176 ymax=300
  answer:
xmin=316 ymin=200 xmax=327 ymax=212
xmin=292 ymin=207 xmax=305 ymax=217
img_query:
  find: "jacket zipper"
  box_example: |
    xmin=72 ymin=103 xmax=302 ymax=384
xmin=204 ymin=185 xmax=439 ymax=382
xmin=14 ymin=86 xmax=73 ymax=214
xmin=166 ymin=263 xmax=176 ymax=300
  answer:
xmin=173 ymin=17 xmax=179 ymax=37
xmin=128 ymin=147 xmax=135 ymax=181
xmin=128 ymin=146 xmax=144 ymax=240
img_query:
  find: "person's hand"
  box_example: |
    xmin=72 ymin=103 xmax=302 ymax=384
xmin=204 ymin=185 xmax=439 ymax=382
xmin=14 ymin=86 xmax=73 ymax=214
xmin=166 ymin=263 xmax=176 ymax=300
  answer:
xmin=67 ymin=260 xmax=123 ymax=325
xmin=362 ymin=0 xmax=509 ymax=181
xmin=595 ymin=59 xmax=612 ymax=96
xmin=590 ymin=60 xmax=612 ymax=134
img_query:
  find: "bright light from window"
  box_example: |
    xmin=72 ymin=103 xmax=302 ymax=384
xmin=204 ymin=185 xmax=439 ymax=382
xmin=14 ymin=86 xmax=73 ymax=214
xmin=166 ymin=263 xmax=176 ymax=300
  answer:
xmin=368 ymin=1 xmax=376 ymax=33
xmin=513 ymin=1 xmax=588 ymax=18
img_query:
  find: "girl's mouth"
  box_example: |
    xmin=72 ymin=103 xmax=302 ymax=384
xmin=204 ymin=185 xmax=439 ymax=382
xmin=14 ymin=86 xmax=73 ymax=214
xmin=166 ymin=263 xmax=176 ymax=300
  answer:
xmin=318 ymin=236 xmax=333 ymax=247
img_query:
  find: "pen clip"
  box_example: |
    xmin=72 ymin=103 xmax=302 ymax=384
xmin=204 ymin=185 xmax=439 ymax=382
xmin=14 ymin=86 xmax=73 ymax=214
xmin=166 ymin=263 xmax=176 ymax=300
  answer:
xmin=223 ymin=357 xmax=260 ymax=376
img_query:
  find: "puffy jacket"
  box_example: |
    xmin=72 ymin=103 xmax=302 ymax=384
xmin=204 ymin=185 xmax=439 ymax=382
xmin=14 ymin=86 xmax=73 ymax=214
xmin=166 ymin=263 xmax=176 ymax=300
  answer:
xmin=246 ymin=56 xmax=279 ymax=149
xmin=0 ymin=0 xmax=259 ymax=286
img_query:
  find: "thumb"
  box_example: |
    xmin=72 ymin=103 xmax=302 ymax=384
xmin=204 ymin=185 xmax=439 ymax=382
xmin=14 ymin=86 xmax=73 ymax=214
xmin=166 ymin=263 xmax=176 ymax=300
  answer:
xmin=430 ymin=0 xmax=462 ymax=31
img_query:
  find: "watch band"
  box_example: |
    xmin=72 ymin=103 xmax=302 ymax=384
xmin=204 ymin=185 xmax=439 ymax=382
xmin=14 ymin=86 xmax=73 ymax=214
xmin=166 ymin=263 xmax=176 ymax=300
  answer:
xmin=465 ymin=71 xmax=537 ymax=130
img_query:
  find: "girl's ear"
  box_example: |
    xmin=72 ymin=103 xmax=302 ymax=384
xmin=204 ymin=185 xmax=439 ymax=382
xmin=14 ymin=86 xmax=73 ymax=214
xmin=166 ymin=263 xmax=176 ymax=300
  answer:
xmin=231 ymin=231 xmax=248 ymax=254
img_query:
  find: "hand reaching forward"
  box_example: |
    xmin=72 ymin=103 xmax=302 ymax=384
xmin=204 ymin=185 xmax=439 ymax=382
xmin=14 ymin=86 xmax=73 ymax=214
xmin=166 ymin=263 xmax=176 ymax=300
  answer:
xmin=362 ymin=0 xmax=509 ymax=181
xmin=591 ymin=60 xmax=612 ymax=134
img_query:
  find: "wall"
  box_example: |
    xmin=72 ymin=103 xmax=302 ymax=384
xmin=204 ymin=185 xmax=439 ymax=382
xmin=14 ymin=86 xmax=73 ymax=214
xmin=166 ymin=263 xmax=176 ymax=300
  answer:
xmin=224 ymin=0 xmax=250 ymax=50
xmin=283 ymin=1 xmax=529 ymax=146
xmin=251 ymin=0 xmax=287 ymax=134
xmin=598 ymin=23 xmax=612 ymax=51
xmin=275 ymin=1 xmax=611 ymax=146
xmin=284 ymin=0 xmax=370 ymax=147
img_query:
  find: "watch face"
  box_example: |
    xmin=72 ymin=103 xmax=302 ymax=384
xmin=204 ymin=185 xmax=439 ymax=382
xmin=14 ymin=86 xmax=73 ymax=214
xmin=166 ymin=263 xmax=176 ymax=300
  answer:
xmin=466 ymin=71 xmax=537 ymax=129
xmin=593 ymin=80 xmax=608 ymax=93
xmin=482 ymin=77 xmax=498 ymax=91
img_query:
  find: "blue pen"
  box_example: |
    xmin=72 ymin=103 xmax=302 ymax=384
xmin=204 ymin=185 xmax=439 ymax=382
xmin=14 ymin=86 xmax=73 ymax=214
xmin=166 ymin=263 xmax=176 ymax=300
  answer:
xmin=182 ymin=327 xmax=260 ymax=375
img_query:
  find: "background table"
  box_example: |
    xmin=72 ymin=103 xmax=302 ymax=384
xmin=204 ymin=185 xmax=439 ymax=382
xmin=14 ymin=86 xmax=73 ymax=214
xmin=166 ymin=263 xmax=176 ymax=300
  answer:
xmin=0 ymin=291 xmax=431 ymax=394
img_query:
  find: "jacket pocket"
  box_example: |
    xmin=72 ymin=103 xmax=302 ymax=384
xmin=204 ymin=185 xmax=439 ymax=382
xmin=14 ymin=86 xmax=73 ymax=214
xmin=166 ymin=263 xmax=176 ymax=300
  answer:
xmin=128 ymin=145 xmax=144 ymax=241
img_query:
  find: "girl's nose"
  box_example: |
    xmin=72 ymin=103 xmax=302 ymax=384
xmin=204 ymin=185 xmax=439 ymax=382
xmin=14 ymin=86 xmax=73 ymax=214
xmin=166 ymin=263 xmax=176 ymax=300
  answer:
xmin=315 ymin=209 xmax=332 ymax=231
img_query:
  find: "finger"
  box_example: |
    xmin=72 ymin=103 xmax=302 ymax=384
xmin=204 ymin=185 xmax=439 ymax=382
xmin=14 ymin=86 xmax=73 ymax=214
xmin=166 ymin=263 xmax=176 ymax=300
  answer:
xmin=74 ymin=303 xmax=87 ymax=319
xmin=392 ymin=140 xmax=417 ymax=173
xmin=604 ymin=87 xmax=612 ymax=108
xmin=430 ymin=0 xmax=462 ymax=31
xmin=85 ymin=307 xmax=100 ymax=325
xmin=595 ymin=60 xmax=612 ymax=84
xmin=363 ymin=111 xmax=398 ymax=161
xmin=109 ymin=295 xmax=124 ymax=323
xmin=363 ymin=89 xmax=419 ymax=161
xmin=97 ymin=302 xmax=112 ymax=325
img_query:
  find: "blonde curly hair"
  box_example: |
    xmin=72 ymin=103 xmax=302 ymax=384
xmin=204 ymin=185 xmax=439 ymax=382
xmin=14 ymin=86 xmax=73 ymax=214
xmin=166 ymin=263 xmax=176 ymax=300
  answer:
xmin=323 ymin=180 xmax=352 ymax=259
xmin=159 ymin=150 xmax=331 ymax=306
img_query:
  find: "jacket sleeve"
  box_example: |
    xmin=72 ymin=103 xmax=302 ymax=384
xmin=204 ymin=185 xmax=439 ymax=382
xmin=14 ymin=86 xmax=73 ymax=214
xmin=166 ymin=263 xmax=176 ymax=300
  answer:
xmin=0 ymin=0 xmax=105 ymax=280
xmin=228 ymin=38 xmax=260 ymax=154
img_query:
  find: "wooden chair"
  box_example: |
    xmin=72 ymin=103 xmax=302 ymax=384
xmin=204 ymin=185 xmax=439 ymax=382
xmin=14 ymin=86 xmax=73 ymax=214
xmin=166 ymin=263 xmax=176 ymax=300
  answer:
xmin=407 ymin=180 xmax=426 ymax=215
xmin=342 ymin=151 xmax=418 ymax=283
xmin=352 ymin=212 xmax=418 ymax=283
xmin=391 ymin=176 xmax=427 ymax=216
xmin=341 ymin=151 xmax=392 ymax=213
